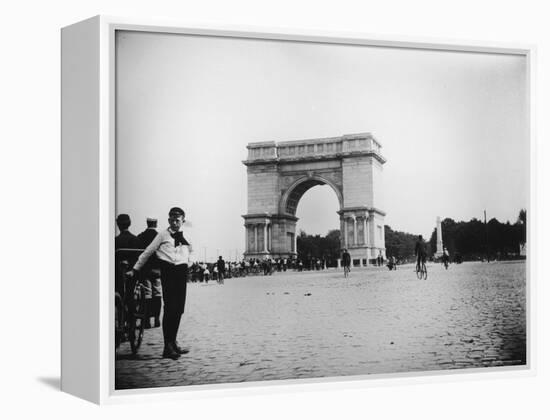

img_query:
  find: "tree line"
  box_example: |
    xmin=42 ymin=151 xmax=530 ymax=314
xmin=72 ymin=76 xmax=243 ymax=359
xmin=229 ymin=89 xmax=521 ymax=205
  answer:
xmin=296 ymin=209 xmax=526 ymax=263
xmin=427 ymin=209 xmax=526 ymax=261
xmin=296 ymin=229 xmax=341 ymax=266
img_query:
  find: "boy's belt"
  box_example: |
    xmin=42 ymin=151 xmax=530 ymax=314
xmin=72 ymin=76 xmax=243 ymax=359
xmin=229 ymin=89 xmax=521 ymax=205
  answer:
xmin=159 ymin=260 xmax=188 ymax=268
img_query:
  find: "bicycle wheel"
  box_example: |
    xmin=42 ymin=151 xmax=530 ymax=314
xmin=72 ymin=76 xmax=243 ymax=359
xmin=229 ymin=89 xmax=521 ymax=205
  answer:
xmin=422 ymin=263 xmax=428 ymax=280
xmin=416 ymin=265 xmax=423 ymax=279
xmin=128 ymin=285 xmax=146 ymax=355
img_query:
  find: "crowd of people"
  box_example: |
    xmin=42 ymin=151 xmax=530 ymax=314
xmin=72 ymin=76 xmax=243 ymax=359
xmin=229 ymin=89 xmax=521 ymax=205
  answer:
xmin=187 ymin=255 xmax=336 ymax=282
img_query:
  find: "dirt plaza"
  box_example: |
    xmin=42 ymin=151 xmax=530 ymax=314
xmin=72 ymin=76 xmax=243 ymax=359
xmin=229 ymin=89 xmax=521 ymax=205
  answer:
xmin=115 ymin=261 xmax=526 ymax=390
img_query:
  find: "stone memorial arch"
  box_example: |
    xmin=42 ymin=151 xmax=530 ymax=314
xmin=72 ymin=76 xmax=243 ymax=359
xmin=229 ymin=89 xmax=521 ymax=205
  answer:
xmin=242 ymin=133 xmax=386 ymax=266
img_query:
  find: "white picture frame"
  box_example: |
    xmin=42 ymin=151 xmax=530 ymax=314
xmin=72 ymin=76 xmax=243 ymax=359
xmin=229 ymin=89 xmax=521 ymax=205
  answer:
xmin=61 ymin=15 xmax=536 ymax=404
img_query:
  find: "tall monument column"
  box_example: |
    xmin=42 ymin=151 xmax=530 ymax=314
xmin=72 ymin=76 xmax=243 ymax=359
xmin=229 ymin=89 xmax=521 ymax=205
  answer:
xmin=435 ymin=216 xmax=444 ymax=257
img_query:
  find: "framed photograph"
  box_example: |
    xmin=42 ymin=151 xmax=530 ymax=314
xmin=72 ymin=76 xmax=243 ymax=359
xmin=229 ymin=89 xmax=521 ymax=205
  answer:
xmin=61 ymin=16 xmax=534 ymax=404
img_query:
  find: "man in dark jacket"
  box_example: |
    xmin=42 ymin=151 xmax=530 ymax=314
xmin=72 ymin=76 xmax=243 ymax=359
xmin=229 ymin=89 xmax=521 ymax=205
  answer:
xmin=342 ymin=249 xmax=351 ymax=275
xmin=137 ymin=217 xmax=158 ymax=248
xmin=415 ymin=235 xmax=427 ymax=271
xmin=217 ymin=256 xmax=226 ymax=283
xmin=115 ymin=214 xmax=139 ymax=250
xmin=115 ymin=214 xmax=140 ymax=301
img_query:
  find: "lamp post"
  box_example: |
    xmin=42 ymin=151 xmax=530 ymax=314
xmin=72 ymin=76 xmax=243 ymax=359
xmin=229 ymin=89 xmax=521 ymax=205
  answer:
xmin=484 ymin=210 xmax=489 ymax=263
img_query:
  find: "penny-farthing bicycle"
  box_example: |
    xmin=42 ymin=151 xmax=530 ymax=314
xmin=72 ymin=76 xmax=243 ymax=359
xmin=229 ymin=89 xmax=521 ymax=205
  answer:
xmin=416 ymin=258 xmax=428 ymax=280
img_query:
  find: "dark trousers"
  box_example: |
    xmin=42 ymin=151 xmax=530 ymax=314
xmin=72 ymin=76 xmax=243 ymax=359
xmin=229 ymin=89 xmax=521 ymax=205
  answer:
xmin=150 ymin=297 xmax=162 ymax=318
xmin=159 ymin=261 xmax=188 ymax=347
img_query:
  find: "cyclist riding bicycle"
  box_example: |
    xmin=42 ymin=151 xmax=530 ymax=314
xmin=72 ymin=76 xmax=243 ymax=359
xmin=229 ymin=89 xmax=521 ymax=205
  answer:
xmin=414 ymin=235 xmax=427 ymax=272
xmin=442 ymin=247 xmax=450 ymax=268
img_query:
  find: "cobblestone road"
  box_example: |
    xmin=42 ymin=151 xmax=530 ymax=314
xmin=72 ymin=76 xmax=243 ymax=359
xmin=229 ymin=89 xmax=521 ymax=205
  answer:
xmin=115 ymin=261 xmax=526 ymax=390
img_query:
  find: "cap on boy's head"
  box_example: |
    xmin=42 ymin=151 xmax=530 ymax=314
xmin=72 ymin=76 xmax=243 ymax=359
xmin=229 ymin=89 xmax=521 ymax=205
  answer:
xmin=146 ymin=217 xmax=157 ymax=227
xmin=169 ymin=207 xmax=185 ymax=218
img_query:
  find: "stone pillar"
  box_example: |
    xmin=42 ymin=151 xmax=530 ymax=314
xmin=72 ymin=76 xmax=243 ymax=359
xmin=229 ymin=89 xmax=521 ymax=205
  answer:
xmin=352 ymin=215 xmax=359 ymax=245
xmin=356 ymin=216 xmax=364 ymax=245
xmin=368 ymin=214 xmax=375 ymax=251
xmin=363 ymin=217 xmax=368 ymax=245
xmin=264 ymin=222 xmax=267 ymax=252
xmin=254 ymin=225 xmax=258 ymax=253
xmin=344 ymin=218 xmax=348 ymax=248
xmin=337 ymin=258 xmax=341 ymax=268
xmin=363 ymin=217 xmax=369 ymax=266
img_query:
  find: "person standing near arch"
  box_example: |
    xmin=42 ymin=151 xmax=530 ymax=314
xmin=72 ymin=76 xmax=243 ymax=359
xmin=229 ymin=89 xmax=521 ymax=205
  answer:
xmin=342 ymin=248 xmax=351 ymax=277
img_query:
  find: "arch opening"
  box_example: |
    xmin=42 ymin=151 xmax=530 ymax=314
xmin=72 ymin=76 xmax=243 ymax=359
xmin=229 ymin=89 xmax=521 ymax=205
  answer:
xmin=282 ymin=175 xmax=343 ymax=216
xmin=295 ymin=184 xmax=341 ymax=268
xmin=286 ymin=179 xmax=325 ymax=215
xmin=295 ymin=184 xmax=341 ymax=236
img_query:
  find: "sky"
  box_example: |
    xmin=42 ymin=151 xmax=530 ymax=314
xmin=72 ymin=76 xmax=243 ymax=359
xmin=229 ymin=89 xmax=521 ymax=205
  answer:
xmin=116 ymin=31 xmax=528 ymax=261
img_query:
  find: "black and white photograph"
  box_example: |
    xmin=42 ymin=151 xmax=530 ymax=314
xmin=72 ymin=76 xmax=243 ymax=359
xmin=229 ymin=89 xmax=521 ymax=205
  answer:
xmin=113 ymin=30 xmax=528 ymax=390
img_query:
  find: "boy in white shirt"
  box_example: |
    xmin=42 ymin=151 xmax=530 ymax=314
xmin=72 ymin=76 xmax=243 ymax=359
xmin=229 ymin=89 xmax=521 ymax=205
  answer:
xmin=128 ymin=207 xmax=194 ymax=360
